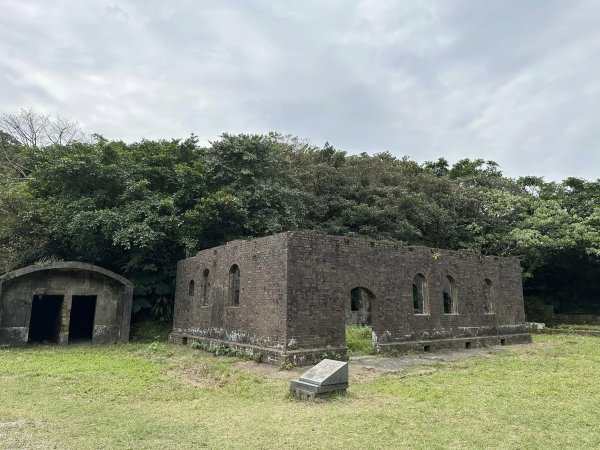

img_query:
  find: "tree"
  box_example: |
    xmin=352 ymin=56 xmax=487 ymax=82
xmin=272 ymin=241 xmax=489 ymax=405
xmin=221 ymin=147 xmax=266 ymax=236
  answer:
xmin=0 ymin=108 xmax=85 ymax=148
xmin=0 ymin=131 xmax=27 ymax=183
xmin=0 ymin=111 xmax=597 ymax=319
xmin=203 ymin=133 xmax=306 ymax=241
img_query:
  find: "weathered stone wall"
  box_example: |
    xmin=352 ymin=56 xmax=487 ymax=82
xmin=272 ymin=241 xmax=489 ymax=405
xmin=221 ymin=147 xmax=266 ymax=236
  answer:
xmin=551 ymin=314 xmax=600 ymax=326
xmin=525 ymin=297 xmax=600 ymax=326
xmin=171 ymin=234 xmax=289 ymax=363
xmin=287 ymin=232 xmax=530 ymax=354
xmin=0 ymin=262 xmax=133 ymax=346
xmin=171 ymin=231 xmax=531 ymax=364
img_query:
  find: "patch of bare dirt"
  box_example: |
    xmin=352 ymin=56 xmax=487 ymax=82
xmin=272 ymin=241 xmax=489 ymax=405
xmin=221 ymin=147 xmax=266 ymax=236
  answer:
xmin=166 ymin=364 xmax=222 ymax=389
xmin=232 ymin=360 xmax=304 ymax=380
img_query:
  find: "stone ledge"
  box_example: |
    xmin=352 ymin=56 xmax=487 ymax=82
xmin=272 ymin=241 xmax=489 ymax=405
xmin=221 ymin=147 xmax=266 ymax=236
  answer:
xmin=377 ymin=333 xmax=532 ymax=354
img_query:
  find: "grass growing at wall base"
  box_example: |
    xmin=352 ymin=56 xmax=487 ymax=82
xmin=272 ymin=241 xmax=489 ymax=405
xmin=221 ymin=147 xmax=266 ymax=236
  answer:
xmin=129 ymin=319 xmax=173 ymax=342
xmin=1 ymin=334 xmax=600 ymax=449
xmin=345 ymin=325 xmax=375 ymax=355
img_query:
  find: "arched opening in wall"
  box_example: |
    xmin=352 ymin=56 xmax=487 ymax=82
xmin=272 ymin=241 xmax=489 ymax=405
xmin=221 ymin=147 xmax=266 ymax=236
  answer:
xmin=345 ymin=287 xmax=375 ymax=356
xmin=347 ymin=287 xmax=374 ymax=326
xmin=443 ymin=275 xmax=457 ymax=314
xmin=28 ymin=295 xmax=63 ymax=343
xmin=483 ymin=278 xmax=494 ymax=314
xmin=413 ymin=273 xmax=429 ymax=314
xmin=188 ymin=280 xmax=195 ymax=296
xmin=201 ymin=268 xmax=210 ymax=306
xmin=229 ymin=264 xmax=240 ymax=306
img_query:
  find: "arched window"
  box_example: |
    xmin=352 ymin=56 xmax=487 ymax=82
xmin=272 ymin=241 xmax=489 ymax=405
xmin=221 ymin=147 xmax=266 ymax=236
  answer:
xmin=443 ymin=275 xmax=457 ymax=314
xmin=347 ymin=287 xmax=374 ymax=326
xmin=188 ymin=280 xmax=195 ymax=296
xmin=483 ymin=278 xmax=494 ymax=314
xmin=229 ymin=264 xmax=240 ymax=306
xmin=483 ymin=278 xmax=494 ymax=313
xmin=413 ymin=273 xmax=429 ymax=314
xmin=201 ymin=268 xmax=210 ymax=306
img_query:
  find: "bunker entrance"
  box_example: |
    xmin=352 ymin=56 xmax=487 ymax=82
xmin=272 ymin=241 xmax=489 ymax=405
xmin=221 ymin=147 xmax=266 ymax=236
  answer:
xmin=69 ymin=295 xmax=97 ymax=343
xmin=28 ymin=295 xmax=63 ymax=343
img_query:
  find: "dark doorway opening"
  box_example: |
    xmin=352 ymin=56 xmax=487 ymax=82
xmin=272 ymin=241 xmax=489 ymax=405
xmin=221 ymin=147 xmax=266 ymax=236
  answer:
xmin=347 ymin=287 xmax=374 ymax=326
xmin=69 ymin=295 xmax=97 ymax=343
xmin=29 ymin=295 xmax=63 ymax=343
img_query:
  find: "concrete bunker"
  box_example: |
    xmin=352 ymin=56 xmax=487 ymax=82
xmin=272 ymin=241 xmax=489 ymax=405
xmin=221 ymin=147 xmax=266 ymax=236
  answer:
xmin=0 ymin=262 xmax=133 ymax=347
xmin=170 ymin=231 xmax=532 ymax=365
xmin=28 ymin=294 xmax=63 ymax=343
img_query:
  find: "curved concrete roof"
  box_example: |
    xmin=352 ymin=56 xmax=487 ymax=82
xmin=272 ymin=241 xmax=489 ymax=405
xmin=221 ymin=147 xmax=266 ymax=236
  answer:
xmin=0 ymin=262 xmax=133 ymax=288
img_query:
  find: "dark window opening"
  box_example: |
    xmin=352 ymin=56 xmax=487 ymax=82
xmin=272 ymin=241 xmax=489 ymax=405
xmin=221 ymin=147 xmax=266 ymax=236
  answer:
xmin=202 ymin=269 xmax=210 ymax=306
xmin=182 ymin=336 xmax=188 ymax=346
xmin=443 ymin=292 xmax=453 ymax=314
xmin=413 ymin=273 xmax=428 ymax=314
xmin=350 ymin=290 xmax=361 ymax=311
xmin=347 ymin=287 xmax=374 ymax=326
xmin=229 ymin=264 xmax=240 ymax=306
xmin=188 ymin=280 xmax=195 ymax=296
xmin=483 ymin=278 xmax=494 ymax=314
xmin=413 ymin=284 xmax=420 ymax=311
xmin=443 ymin=275 xmax=456 ymax=314
xmin=69 ymin=295 xmax=96 ymax=343
xmin=28 ymin=295 xmax=63 ymax=343
xmin=465 ymin=341 xmax=472 ymax=349
xmin=500 ymin=338 xmax=506 ymax=346
xmin=424 ymin=345 xmax=431 ymax=352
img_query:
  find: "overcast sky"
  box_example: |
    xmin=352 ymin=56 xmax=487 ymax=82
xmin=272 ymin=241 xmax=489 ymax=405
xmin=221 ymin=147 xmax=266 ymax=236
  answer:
xmin=1 ymin=1 xmax=599 ymax=181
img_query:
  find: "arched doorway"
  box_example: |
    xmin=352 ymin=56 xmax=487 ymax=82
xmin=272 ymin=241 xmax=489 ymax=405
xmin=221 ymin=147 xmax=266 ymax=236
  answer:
xmin=347 ymin=287 xmax=374 ymax=326
xmin=345 ymin=287 xmax=375 ymax=355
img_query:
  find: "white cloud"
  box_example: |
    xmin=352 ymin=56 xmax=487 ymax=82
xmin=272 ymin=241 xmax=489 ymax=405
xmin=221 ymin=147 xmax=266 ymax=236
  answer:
xmin=1 ymin=0 xmax=599 ymax=181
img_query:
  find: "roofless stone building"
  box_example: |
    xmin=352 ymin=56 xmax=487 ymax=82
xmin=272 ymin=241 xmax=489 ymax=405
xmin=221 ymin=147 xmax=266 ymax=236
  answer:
xmin=0 ymin=262 xmax=133 ymax=347
xmin=170 ymin=232 xmax=531 ymax=365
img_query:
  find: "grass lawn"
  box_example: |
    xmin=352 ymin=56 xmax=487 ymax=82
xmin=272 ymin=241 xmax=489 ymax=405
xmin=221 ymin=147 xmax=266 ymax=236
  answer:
xmin=1 ymin=333 xmax=600 ymax=449
xmin=345 ymin=325 xmax=375 ymax=355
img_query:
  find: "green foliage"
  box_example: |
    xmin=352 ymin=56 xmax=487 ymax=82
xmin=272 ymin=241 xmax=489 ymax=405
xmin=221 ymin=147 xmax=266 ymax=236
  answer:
xmin=129 ymin=319 xmax=172 ymax=342
xmin=277 ymin=360 xmax=294 ymax=371
xmin=0 ymin=121 xmax=598 ymax=317
xmin=346 ymin=325 xmax=375 ymax=355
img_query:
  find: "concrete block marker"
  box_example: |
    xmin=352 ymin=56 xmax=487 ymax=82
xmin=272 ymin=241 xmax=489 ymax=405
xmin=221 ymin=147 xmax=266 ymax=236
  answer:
xmin=290 ymin=359 xmax=348 ymax=399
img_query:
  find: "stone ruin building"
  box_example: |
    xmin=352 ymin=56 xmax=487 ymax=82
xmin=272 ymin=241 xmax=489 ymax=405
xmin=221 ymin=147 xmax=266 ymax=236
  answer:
xmin=0 ymin=262 xmax=133 ymax=347
xmin=170 ymin=231 xmax=532 ymax=365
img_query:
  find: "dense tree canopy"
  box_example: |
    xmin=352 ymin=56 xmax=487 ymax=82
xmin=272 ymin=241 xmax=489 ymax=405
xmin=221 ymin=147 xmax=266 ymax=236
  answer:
xmin=0 ymin=113 xmax=598 ymax=318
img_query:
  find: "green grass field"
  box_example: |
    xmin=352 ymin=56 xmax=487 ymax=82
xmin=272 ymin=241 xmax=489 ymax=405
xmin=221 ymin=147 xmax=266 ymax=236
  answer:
xmin=1 ymin=333 xmax=599 ymax=449
xmin=345 ymin=325 xmax=375 ymax=355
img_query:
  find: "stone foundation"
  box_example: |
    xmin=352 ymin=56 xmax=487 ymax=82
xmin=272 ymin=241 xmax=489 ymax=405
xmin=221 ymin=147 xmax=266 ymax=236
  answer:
xmin=377 ymin=333 xmax=532 ymax=354
xmin=169 ymin=331 xmax=347 ymax=366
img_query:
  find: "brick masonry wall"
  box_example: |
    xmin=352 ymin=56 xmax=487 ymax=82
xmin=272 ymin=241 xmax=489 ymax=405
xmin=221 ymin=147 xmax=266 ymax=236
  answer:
xmin=286 ymin=232 xmax=530 ymax=352
xmin=172 ymin=233 xmax=290 ymax=352
xmin=171 ymin=231 xmax=531 ymax=363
